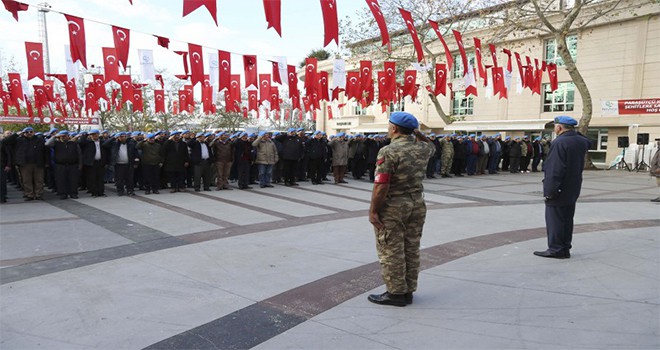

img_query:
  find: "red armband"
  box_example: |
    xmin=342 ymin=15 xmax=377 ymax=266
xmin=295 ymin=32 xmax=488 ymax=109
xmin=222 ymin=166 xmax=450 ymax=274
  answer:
xmin=374 ymin=173 xmax=391 ymax=184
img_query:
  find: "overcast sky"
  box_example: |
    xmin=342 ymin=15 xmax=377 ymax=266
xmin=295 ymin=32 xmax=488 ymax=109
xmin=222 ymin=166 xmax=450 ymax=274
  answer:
xmin=0 ymin=0 xmax=365 ymax=79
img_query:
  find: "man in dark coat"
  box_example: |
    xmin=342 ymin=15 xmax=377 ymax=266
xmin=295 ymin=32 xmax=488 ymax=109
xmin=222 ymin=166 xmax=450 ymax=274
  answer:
xmin=78 ymin=130 xmax=108 ymax=197
xmin=534 ymin=116 xmax=590 ymax=259
xmin=188 ymin=132 xmax=214 ymax=191
xmin=137 ymin=133 xmax=163 ymax=194
xmin=232 ymin=132 xmax=253 ymax=189
xmin=46 ymin=130 xmax=82 ymax=199
xmin=161 ymin=131 xmax=190 ymax=193
xmin=451 ymin=136 xmax=466 ymax=177
xmin=3 ymin=127 xmax=47 ymax=200
xmin=508 ymin=137 xmax=522 ymax=173
xmin=104 ymin=132 xmax=139 ymax=196
xmin=1 ymin=132 xmax=13 ymax=203
xmin=276 ymin=128 xmax=304 ymax=186
xmin=305 ymin=131 xmax=327 ymax=185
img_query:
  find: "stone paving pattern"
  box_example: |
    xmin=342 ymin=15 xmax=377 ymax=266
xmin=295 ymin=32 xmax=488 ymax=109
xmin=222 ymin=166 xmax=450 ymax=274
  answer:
xmin=0 ymin=171 xmax=658 ymax=349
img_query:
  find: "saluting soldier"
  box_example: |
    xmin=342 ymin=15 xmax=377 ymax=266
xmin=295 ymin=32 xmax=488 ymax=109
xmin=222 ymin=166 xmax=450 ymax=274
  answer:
xmin=368 ymin=112 xmax=435 ymax=307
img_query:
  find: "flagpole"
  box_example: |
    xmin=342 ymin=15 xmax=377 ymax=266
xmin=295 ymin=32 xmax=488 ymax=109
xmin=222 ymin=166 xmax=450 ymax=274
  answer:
xmin=37 ymin=2 xmax=51 ymax=74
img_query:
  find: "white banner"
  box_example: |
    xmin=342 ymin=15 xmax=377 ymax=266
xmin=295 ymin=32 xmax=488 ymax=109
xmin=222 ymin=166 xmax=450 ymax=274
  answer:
xmin=138 ymin=49 xmax=155 ymax=82
xmin=332 ymin=59 xmax=346 ymax=88
xmin=65 ymin=45 xmax=79 ymax=81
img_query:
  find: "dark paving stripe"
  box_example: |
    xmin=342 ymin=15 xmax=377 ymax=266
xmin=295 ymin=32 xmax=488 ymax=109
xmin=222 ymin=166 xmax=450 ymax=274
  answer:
xmin=190 ymin=191 xmax=297 ymax=220
xmin=0 ymin=236 xmax=186 ymax=284
xmin=54 ymin=199 xmax=172 ymax=243
xmin=0 ymin=252 xmax=73 ymax=267
xmin=144 ymin=219 xmax=660 ymax=350
xmin=292 ymin=185 xmax=372 ymax=204
xmin=131 ymin=195 xmax=237 ymax=228
xmin=249 ymin=189 xmax=349 ymax=213
xmin=0 ymin=216 xmax=79 ymax=226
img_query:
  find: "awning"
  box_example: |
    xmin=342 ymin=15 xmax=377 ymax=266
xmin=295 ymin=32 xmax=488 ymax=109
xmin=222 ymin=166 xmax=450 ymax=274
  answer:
xmin=442 ymin=119 xmax=554 ymax=132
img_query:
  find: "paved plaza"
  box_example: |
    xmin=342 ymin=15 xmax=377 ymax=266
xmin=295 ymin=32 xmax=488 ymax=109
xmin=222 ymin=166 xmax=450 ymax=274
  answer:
xmin=0 ymin=170 xmax=658 ymax=349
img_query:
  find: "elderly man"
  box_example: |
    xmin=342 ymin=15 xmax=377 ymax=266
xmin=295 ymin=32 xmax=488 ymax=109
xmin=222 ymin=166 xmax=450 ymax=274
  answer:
xmin=104 ymin=132 xmax=139 ymax=196
xmin=328 ymin=132 xmax=349 ymax=184
xmin=162 ymin=131 xmax=190 ymax=193
xmin=46 ymin=130 xmax=82 ymax=199
xmin=137 ymin=133 xmax=163 ymax=194
xmin=3 ymin=127 xmax=47 ymax=200
xmin=534 ymin=116 xmax=590 ymax=259
xmin=78 ymin=130 xmax=108 ymax=197
xmin=188 ymin=132 xmax=214 ymax=192
xmin=305 ymin=131 xmax=327 ymax=185
xmin=276 ymin=128 xmax=304 ymax=187
xmin=211 ymin=132 xmax=234 ymax=190
xmin=252 ymin=131 xmax=278 ymax=188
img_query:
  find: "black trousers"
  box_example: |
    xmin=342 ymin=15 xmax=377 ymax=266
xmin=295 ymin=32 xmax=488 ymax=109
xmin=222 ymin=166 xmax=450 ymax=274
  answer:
xmin=509 ymin=157 xmax=520 ymax=173
xmin=282 ymin=159 xmax=298 ymax=184
xmin=55 ymin=164 xmax=80 ymax=196
xmin=142 ymin=164 xmax=161 ymax=191
xmin=237 ymin=160 xmax=251 ymax=188
xmin=545 ymin=204 xmax=576 ymax=253
xmin=193 ymin=160 xmax=212 ymax=190
xmin=452 ymin=158 xmax=465 ymax=176
xmin=85 ymin=160 xmax=106 ymax=196
xmin=1 ymin=167 xmax=8 ymax=201
xmin=308 ymin=158 xmax=323 ymax=183
xmin=168 ymin=170 xmax=185 ymax=189
xmin=352 ymin=157 xmax=366 ymax=179
xmin=115 ymin=164 xmax=134 ymax=194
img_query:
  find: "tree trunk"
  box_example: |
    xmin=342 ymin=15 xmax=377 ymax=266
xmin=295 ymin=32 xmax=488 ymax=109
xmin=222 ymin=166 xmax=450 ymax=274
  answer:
xmin=556 ymin=33 xmax=597 ymax=169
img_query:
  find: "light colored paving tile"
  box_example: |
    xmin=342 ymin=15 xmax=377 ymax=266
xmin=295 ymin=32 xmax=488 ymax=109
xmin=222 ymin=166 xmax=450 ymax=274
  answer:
xmin=445 ymin=188 xmax=539 ymax=201
xmin=0 ymin=202 xmax=76 ymax=223
xmin=277 ymin=188 xmax=369 ymax=211
xmin=202 ymin=190 xmax=334 ymax=217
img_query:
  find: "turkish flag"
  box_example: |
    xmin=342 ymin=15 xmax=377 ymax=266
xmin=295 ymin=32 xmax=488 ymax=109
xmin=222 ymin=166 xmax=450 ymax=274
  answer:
xmin=287 ymin=64 xmax=299 ymax=98
xmin=25 ymin=42 xmax=44 ymax=81
xmin=489 ymin=43 xmax=498 ymax=68
xmin=383 ymin=61 xmax=396 ymax=100
xmin=514 ymin=52 xmax=525 ymax=88
xmin=154 ymin=89 xmax=165 ymax=113
xmin=189 ymin=43 xmax=204 ymax=87
xmin=474 ymin=38 xmax=486 ymax=85
xmin=102 ymin=47 xmax=120 ymax=83
xmin=248 ymin=90 xmax=258 ymax=111
xmin=33 ymin=85 xmax=49 ymax=110
xmin=399 ymin=8 xmax=424 ymax=63
xmin=224 ymin=91 xmax=237 ymax=113
xmin=452 ymin=30 xmax=468 ymax=77
xmin=111 ymin=88 xmax=120 ymax=111
xmin=377 ymin=71 xmax=388 ymax=103
xmin=270 ymin=86 xmax=280 ymax=111
xmin=7 ymin=73 xmax=23 ymax=104
xmin=319 ymin=71 xmax=329 ymax=101
xmin=132 ymin=89 xmax=143 ymax=112
xmin=65 ymin=79 xmax=79 ymax=104
xmin=112 ymin=26 xmax=130 ymax=69
xmin=263 ymin=0 xmax=281 ymax=36
xmin=183 ymin=0 xmax=217 ymax=26
xmin=92 ymin=75 xmax=108 ymax=101
xmin=366 ymin=0 xmax=389 ymax=50
xmin=55 ymin=93 xmax=68 ymax=118
xmin=284 ymin=108 xmax=290 ymax=120
xmin=271 ymin=61 xmax=282 ymax=84
xmin=46 ymin=74 xmax=68 ymax=84
xmin=259 ymin=74 xmax=271 ymax=103
xmin=184 ymin=85 xmax=195 ymax=110
xmin=174 ymin=51 xmax=190 ymax=75
xmin=428 ymin=20 xmax=453 ymax=72
xmin=492 ymin=67 xmax=506 ymax=99
xmin=331 ymin=87 xmax=343 ymax=101
xmin=202 ymin=86 xmax=213 ymax=114
xmin=402 ymin=70 xmax=417 ymax=99
xmin=155 ymin=74 xmax=165 ymax=89
xmin=359 ymin=60 xmax=373 ymax=93
xmin=304 ymin=58 xmax=317 ymax=91
xmin=218 ymin=50 xmax=231 ymax=92
xmin=547 ymin=63 xmax=558 ymax=92
xmin=302 ymin=96 xmax=311 ymax=112
xmin=291 ymin=95 xmax=301 ymax=112
xmin=320 ymin=0 xmax=339 ymax=47
xmin=345 ymin=71 xmax=360 ymax=101
xmin=178 ymin=90 xmax=189 ymax=113
xmin=327 ymin=105 xmax=333 ymax=120
xmin=43 ymin=80 xmax=55 ymax=101
xmin=465 ymin=64 xmax=478 ymax=97
xmin=118 ymin=75 xmax=133 ymax=105
xmin=2 ymin=0 xmax=28 ymax=21
xmin=434 ymin=63 xmax=447 ymax=96
xmin=229 ymin=74 xmax=241 ymax=103
xmin=85 ymin=86 xmax=97 ymax=114
xmin=243 ymin=55 xmax=257 ymax=89
xmin=64 ymin=14 xmax=87 ymax=68
xmin=155 ymin=35 xmax=169 ymax=49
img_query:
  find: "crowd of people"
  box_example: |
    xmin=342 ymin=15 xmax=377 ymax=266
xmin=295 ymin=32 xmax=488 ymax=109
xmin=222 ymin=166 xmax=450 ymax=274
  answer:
xmin=0 ymin=126 xmax=551 ymax=203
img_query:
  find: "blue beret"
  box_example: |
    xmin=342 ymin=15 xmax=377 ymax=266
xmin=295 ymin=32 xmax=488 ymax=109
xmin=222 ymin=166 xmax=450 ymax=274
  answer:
xmin=22 ymin=127 xmax=34 ymax=132
xmin=505 ymin=136 xmax=511 ymax=140
xmin=240 ymin=132 xmax=248 ymax=137
xmin=196 ymin=132 xmax=205 ymax=138
xmin=429 ymin=133 xmax=436 ymax=137
xmin=287 ymin=128 xmax=296 ymax=133
xmin=389 ymin=112 xmax=419 ymax=130
xmin=70 ymin=132 xmax=78 ymax=137
xmin=88 ymin=129 xmax=99 ymax=134
xmin=204 ymin=132 xmax=213 ymax=137
xmin=35 ymin=132 xmax=43 ymax=136
xmin=321 ymin=132 xmax=326 ymax=135
xmin=451 ymin=134 xmax=457 ymax=137
xmin=481 ymin=135 xmax=487 ymax=139
xmin=514 ymin=137 xmax=521 ymax=140
xmin=258 ymin=131 xmax=267 ymax=137
xmin=182 ymin=130 xmax=190 ymax=134
xmin=273 ymin=131 xmax=280 ymax=136
xmin=57 ymin=130 xmax=69 ymax=136
xmin=313 ymin=130 xmax=321 ymax=135
xmin=132 ymin=131 xmax=141 ymax=136
xmin=249 ymin=133 xmax=257 ymax=138
xmin=554 ymin=116 xmax=578 ymax=126
xmin=146 ymin=133 xmax=155 ymax=139
xmin=469 ymin=134 xmax=476 ymax=138
xmin=296 ymin=128 xmax=304 ymax=132
xmin=170 ymin=131 xmax=181 ymax=136
xmin=102 ymin=130 xmax=110 ymax=133
xmin=336 ymin=132 xmax=345 ymax=137
xmin=535 ymin=137 xmax=541 ymax=141
xmin=494 ymin=133 xmax=501 ymax=137
xmin=49 ymin=127 xmax=58 ymax=133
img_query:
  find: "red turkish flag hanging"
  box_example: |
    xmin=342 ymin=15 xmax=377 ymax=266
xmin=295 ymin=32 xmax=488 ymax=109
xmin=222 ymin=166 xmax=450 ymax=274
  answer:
xmin=248 ymin=90 xmax=258 ymax=111
xmin=270 ymin=86 xmax=280 ymax=111
xmin=218 ymin=50 xmax=231 ymax=92
xmin=452 ymin=30 xmax=468 ymax=77
xmin=473 ymin=38 xmax=485 ymax=85
xmin=178 ymin=90 xmax=189 ymax=113
xmin=154 ymin=89 xmax=165 ymax=113
xmin=102 ymin=47 xmax=120 ymax=84
xmin=65 ymin=79 xmax=79 ymax=104
xmin=112 ymin=26 xmax=130 ymax=69
xmin=132 ymin=88 xmax=143 ymax=112
xmin=428 ymin=20 xmax=453 ymax=72
xmin=183 ymin=0 xmax=217 ymax=26
xmin=345 ymin=71 xmax=360 ymax=101
xmin=359 ymin=60 xmax=373 ymax=93
xmin=291 ymin=95 xmax=301 ymax=112
xmin=174 ymin=51 xmax=189 ymax=75
xmin=47 ymin=74 xmax=68 ymax=84
xmin=229 ymin=74 xmax=241 ymax=103
xmin=402 ymin=70 xmax=417 ymax=99
xmin=514 ymin=51 xmax=524 ymax=87
xmin=399 ymin=8 xmax=424 ymax=63
xmin=43 ymin=80 xmax=55 ymax=101
xmin=92 ymin=75 xmax=108 ymax=101
xmin=287 ymin=64 xmax=299 ymax=98
xmin=304 ymin=58 xmax=317 ymax=91
xmin=377 ymin=71 xmax=388 ymax=104
xmin=493 ymin=66 xmax=507 ymax=99
xmin=202 ymin=85 xmax=213 ymax=114
xmin=365 ymin=0 xmax=390 ymax=50
xmin=7 ymin=73 xmax=23 ymax=104
xmin=189 ymin=43 xmax=204 ymax=87
xmin=25 ymin=42 xmax=44 ymax=81
xmin=319 ymin=71 xmax=329 ymax=101
xmin=383 ymin=61 xmax=396 ymax=100
xmin=327 ymin=105 xmax=333 ymax=120
xmin=184 ymin=85 xmax=195 ymax=110
xmin=259 ymin=74 xmax=271 ymax=103
xmin=243 ymin=55 xmax=257 ymax=89
xmin=155 ymin=35 xmax=169 ymax=49
xmin=85 ymin=86 xmax=97 ymax=114
xmin=271 ymin=61 xmax=281 ymax=84
xmin=263 ymin=0 xmax=281 ymax=36
xmin=547 ymin=63 xmax=558 ymax=92
xmin=118 ymin=75 xmax=133 ymax=105
xmin=320 ymin=0 xmax=339 ymax=47
xmin=434 ymin=64 xmax=447 ymax=96
xmin=489 ymin=43 xmax=499 ymax=68
xmin=2 ymin=0 xmax=28 ymax=22
xmin=64 ymin=14 xmax=87 ymax=68
xmin=33 ymin=85 xmax=49 ymax=110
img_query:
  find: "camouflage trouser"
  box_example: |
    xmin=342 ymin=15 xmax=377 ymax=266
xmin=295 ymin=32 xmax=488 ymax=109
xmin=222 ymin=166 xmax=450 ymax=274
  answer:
xmin=374 ymin=192 xmax=427 ymax=294
xmin=441 ymin=153 xmax=454 ymax=175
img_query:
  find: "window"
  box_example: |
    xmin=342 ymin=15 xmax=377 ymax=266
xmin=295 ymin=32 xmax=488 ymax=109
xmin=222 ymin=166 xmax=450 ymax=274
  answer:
xmin=586 ymin=128 xmax=608 ymax=163
xmin=389 ymin=96 xmax=405 ymax=112
xmin=453 ymin=53 xmax=476 ymax=79
xmin=545 ymin=35 xmax=577 ymax=66
xmin=353 ymin=104 xmax=367 ymax=116
xmin=452 ymin=91 xmax=474 ymax=116
xmin=542 ymin=82 xmax=575 ymax=112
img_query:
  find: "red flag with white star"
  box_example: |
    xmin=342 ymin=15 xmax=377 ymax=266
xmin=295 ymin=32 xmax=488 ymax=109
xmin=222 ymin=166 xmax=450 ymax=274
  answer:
xmin=183 ymin=0 xmax=217 ymax=26
xmin=154 ymin=89 xmax=165 ymax=113
xmin=452 ymin=30 xmax=468 ymax=77
xmin=402 ymin=70 xmax=417 ymax=99
xmin=218 ymin=50 xmax=231 ymax=92
xmin=259 ymin=74 xmax=271 ymax=103
xmin=243 ymin=55 xmax=258 ymax=89
xmin=365 ymin=0 xmax=389 ymax=50
xmin=248 ymin=90 xmax=257 ymax=112
xmin=25 ymin=42 xmax=45 ymax=81
xmin=102 ymin=47 xmax=120 ymax=84
xmin=320 ymin=0 xmax=338 ymax=47
xmin=399 ymin=8 xmax=424 ymax=63
xmin=428 ymin=20 xmax=453 ymax=72
xmin=263 ymin=0 xmax=281 ymax=36
xmin=132 ymin=88 xmax=144 ymax=112
xmin=287 ymin=64 xmax=299 ymax=98
xmin=434 ymin=63 xmax=447 ymax=96
xmin=64 ymin=14 xmax=87 ymax=68
xmin=188 ymin=43 xmax=204 ymax=87
xmin=112 ymin=26 xmax=130 ymax=69
xmin=2 ymin=0 xmax=28 ymax=22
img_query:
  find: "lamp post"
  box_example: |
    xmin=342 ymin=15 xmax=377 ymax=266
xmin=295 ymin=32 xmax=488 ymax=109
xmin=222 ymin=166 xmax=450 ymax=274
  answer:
xmin=37 ymin=2 xmax=51 ymax=74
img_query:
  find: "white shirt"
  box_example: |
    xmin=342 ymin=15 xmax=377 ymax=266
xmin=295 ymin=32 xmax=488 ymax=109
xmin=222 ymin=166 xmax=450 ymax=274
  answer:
xmin=94 ymin=140 xmax=101 ymax=160
xmin=201 ymin=143 xmax=209 ymax=160
xmin=117 ymin=143 xmax=129 ymax=164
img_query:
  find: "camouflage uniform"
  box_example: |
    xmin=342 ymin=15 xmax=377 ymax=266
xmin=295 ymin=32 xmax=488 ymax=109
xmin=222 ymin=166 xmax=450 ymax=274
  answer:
xmin=373 ymin=135 xmax=435 ymax=294
xmin=439 ymin=137 xmax=454 ymax=176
